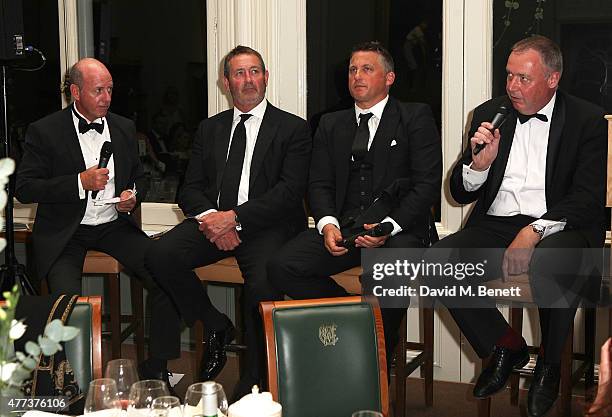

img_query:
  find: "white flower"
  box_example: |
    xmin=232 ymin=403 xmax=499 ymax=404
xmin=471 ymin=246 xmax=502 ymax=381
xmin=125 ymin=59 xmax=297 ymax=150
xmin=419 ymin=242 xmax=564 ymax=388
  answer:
xmin=9 ymin=319 xmax=27 ymax=340
xmin=0 ymin=362 xmax=17 ymax=382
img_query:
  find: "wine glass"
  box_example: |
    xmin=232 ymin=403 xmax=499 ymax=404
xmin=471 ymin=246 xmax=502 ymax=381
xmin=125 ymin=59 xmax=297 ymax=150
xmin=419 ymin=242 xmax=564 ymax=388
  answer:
xmin=351 ymin=411 xmax=384 ymax=417
xmin=127 ymin=379 xmax=170 ymax=416
xmin=183 ymin=382 xmax=228 ymax=417
xmin=83 ymin=378 xmax=122 ymax=416
xmin=105 ymin=358 xmax=139 ymax=410
xmin=150 ymin=396 xmax=182 ymax=417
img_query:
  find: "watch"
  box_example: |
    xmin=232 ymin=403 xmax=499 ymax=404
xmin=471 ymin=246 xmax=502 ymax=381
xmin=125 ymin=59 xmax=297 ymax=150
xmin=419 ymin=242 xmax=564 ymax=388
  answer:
xmin=531 ymin=224 xmax=545 ymax=240
xmin=235 ymin=214 xmax=242 ymax=232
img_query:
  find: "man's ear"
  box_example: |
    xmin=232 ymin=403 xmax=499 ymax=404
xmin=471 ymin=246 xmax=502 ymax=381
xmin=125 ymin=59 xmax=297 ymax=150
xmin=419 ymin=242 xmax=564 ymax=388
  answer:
xmin=385 ymin=71 xmax=396 ymax=87
xmin=70 ymin=84 xmax=80 ymax=101
xmin=547 ymin=71 xmax=561 ymax=89
xmin=222 ymin=76 xmax=230 ymax=93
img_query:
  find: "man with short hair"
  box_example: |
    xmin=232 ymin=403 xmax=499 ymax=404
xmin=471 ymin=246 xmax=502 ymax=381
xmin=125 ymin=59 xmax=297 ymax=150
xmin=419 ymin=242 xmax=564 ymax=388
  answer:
xmin=439 ymin=35 xmax=606 ymax=416
xmin=16 ymin=58 xmax=182 ymax=392
xmin=268 ymin=41 xmax=441 ymax=362
xmin=145 ymin=45 xmax=311 ymax=400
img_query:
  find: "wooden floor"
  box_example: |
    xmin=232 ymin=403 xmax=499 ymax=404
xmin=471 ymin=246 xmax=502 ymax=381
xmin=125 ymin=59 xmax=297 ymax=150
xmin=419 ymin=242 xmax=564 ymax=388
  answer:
xmin=110 ymin=343 xmax=596 ymax=416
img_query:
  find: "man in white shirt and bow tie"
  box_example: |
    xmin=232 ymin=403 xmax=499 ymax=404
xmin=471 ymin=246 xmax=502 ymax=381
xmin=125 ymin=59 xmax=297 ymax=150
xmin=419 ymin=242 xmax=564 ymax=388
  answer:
xmin=438 ymin=35 xmax=606 ymax=416
xmin=16 ymin=57 xmax=182 ymax=394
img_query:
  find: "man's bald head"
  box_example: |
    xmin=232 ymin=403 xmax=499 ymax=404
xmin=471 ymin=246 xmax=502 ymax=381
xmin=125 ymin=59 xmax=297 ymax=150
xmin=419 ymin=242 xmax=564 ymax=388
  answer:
xmin=69 ymin=58 xmax=114 ymax=122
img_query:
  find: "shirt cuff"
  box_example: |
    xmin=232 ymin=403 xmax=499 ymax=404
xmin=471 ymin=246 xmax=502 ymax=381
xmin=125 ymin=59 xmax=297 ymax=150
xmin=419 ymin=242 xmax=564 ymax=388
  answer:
xmin=316 ymin=216 xmax=340 ymax=235
xmin=462 ymin=163 xmax=490 ymax=192
xmin=195 ymin=209 xmax=217 ymax=222
xmin=77 ymin=174 xmax=86 ymax=199
xmin=531 ymin=219 xmax=567 ymax=240
xmin=382 ymin=216 xmax=402 ymax=236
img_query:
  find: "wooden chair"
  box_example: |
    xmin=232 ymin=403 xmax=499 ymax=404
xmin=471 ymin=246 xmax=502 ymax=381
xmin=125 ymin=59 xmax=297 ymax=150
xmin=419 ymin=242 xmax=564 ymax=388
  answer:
xmin=477 ymin=276 xmax=597 ymax=417
xmin=260 ymin=296 xmax=389 ymax=417
xmin=332 ymin=266 xmax=434 ymax=417
xmin=67 ymin=295 xmax=104 ymax=387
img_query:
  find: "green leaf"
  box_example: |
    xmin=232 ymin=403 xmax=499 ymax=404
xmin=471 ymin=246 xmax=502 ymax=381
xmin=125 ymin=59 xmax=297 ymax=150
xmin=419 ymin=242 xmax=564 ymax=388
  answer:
xmin=25 ymin=341 xmax=41 ymax=357
xmin=21 ymin=357 xmax=37 ymax=371
xmin=44 ymin=319 xmax=64 ymax=342
xmin=15 ymin=351 xmax=26 ymax=361
xmin=61 ymin=326 xmax=79 ymax=341
xmin=38 ymin=336 xmax=62 ymax=356
xmin=10 ymin=366 xmax=31 ymax=384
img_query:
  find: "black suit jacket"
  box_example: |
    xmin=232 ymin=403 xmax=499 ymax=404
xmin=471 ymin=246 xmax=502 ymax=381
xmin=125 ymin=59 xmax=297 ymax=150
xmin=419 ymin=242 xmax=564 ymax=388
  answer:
xmin=450 ymin=91 xmax=607 ymax=247
xmin=308 ymin=96 xmax=441 ymax=240
xmin=15 ymin=107 xmax=146 ymax=278
xmin=178 ymin=101 xmax=311 ymax=236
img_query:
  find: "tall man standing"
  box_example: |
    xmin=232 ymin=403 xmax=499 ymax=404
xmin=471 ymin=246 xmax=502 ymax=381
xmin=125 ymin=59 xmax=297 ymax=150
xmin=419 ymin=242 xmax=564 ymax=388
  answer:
xmin=16 ymin=58 xmax=182 ymax=390
xmin=439 ymin=35 xmax=606 ymax=417
xmin=268 ymin=41 xmax=441 ymax=362
xmin=145 ymin=46 xmax=311 ymax=399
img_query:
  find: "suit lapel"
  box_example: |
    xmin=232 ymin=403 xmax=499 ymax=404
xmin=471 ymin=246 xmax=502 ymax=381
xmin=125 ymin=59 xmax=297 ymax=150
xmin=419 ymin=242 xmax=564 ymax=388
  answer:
xmin=371 ymin=99 xmax=400 ymax=190
xmin=335 ymin=112 xmax=357 ymax=209
xmin=214 ymin=111 xmax=234 ymax=191
xmin=545 ymin=93 xmax=565 ymax=197
xmin=249 ymin=104 xmax=279 ymax=189
xmin=485 ymin=111 xmax=517 ymax=209
xmin=63 ymin=107 xmax=87 ymax=173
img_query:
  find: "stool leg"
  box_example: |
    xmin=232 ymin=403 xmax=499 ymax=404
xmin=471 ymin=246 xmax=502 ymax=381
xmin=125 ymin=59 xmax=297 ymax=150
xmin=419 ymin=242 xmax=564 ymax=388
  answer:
xmin=584 ymin=307 xmax=596 ymax=396
xmin=194 ymin=320 xmax=204 ymax=374
xmin=40 ymin=279 xmax=49 ymax=295
xmin=478 ymin=397 xmax=491 ymax=417
xmin=395 ymin=315 xmax=407 ymax=417
xmin=510 ymin=306 xmax=524 ymax=406
xmin=423 ymin=307 xmax=434 ymax=406
xmin=234 ymin=285 xmax=245 ymax=379
xmin=109 ymin=273 xmax=122 ymax=359
xmin=130 ymin=277 xmax=145 ymax=364
xmin=559 ymin=323 xmax=573 ymax=416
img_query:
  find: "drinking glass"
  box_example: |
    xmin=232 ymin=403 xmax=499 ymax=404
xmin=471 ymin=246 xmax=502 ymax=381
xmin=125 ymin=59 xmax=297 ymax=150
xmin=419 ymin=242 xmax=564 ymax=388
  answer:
xmin=351 ymin=411 xmax=384 ymax=417
xmin=183 ymin=382 xmax=228 ymax=417
xmin=83 ymin=378 xmax=122 ymax=416
xmin=105 ymin=358 xmax=139 ymax=410
xmin=127 ymin=379 xmax=170 ymax=416
xmin=150 ymin=395 xmax=182 ymax=417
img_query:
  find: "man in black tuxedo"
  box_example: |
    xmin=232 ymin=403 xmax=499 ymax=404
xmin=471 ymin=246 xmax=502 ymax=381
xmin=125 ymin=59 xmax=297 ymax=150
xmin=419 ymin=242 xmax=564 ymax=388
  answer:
xmin=15 ymin=58 xmax=182 ymax=392
xmin=268 ymin=41 xmax=441 ymax=362
xmin=145 ymin=46 xmax=311 ymax=399
xmin=438 ymin=36 xmax=606 ymax=416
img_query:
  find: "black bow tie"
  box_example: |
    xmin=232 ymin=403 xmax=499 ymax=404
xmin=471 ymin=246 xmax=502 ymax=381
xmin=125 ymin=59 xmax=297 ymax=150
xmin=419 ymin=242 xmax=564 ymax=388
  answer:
xmin=517 ymin=112 xmax=548 ymax=124
xmin=72 ymin=106 xmax=105 ymax=134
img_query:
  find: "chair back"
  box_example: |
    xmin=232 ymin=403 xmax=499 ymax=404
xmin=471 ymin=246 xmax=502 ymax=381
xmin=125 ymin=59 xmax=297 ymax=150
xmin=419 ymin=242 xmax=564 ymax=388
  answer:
xmin=65 ymin=296 xmax=103 ymax=391
xmin=260 ymin=296 xmax=388 ymax=417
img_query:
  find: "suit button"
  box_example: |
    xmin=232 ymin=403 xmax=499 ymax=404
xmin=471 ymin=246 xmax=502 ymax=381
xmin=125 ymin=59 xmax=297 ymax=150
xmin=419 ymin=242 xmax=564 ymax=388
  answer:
xmin=360 ymin=191 xmax=365 ymax=196
xmin=360 ymin=176 xmax=365 ymax=181
xmin=360 ymin=205 xmax=365 ymax=210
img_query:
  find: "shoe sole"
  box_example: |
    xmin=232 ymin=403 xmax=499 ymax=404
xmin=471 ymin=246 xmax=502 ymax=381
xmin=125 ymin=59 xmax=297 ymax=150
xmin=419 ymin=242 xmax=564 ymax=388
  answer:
xmin=473 ymin=352 xmax=531 ymax=399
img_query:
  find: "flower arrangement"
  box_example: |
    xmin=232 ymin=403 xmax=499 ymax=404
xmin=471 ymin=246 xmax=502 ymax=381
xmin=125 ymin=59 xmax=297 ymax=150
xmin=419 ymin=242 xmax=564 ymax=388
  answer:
xmin=0 ymin=157 xmax=79 ymax=397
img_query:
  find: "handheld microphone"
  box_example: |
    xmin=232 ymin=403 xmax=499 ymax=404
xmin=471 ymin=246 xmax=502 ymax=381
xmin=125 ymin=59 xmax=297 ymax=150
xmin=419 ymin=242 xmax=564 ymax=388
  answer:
xmin=340 ymin=222 xmax=394 ymax=248
xmin=91 ymin=141 xmax=113 ymax=199
xmin=473 ymin=102 xmax=510 ymax=155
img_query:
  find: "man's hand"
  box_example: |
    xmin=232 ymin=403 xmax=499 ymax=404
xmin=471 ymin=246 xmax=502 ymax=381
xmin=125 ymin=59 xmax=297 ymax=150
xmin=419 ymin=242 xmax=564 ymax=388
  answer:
xmin=322 ymin=224 xmax=348 ymax=256
xmin=80 ymin=165 xmax=109 ymax=191
xmin=115 ymin=189 xmax=137 ymax=213
xmin=355 ymin=223 xmax=389 ymax=248
xmin=471 ymin=122 xmax=501 ymax=171
xmin=213 ymin=228 xmax=242 ymax=251
xmin=199 ymin=210 xmax=237 ymax=241
xmin=502 ymin=225 xmax=541 ymax=280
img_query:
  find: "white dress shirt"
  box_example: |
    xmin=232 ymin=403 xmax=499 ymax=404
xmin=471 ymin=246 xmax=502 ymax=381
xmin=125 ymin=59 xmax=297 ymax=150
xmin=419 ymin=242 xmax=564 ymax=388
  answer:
xmin=72 ymin=106 xmax=118 ymax=226
xmin=316 ymin=95 xmax=402 ymax=237
xmin=462 ymin=94 xmax=566 ymax=239
xmin=198 ymin=99 xmax=268 ymax=218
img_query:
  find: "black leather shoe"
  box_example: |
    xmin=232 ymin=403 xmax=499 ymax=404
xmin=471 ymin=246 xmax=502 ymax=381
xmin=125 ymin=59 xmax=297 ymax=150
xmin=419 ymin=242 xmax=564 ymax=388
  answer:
xmin=473 ymin=344 xmax=530 ymax=399
xmin=137 ymin=361 xmax=179 ymax=398
xmin=527 ymin=361 xmax=560 ymax=417
xmin=200 ymin=323 xmax=236 ymax=381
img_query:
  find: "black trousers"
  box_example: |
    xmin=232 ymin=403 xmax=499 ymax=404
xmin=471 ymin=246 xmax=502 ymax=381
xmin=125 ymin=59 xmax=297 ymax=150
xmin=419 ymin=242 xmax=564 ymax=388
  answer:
xmin=46 ymin=217 xmax=182 ymax=360
xmin=145 ymin=219 xmax=294 ymax=382
xmin=433 ymin=215 xmax=591 ymax=364
xmin=267 ymin=228 xmax=425 ymax=363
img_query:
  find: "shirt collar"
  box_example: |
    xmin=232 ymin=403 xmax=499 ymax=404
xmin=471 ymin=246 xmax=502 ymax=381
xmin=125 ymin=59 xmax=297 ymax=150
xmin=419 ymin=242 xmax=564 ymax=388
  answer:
xmin=233 ymin=99 xmax=267 ymax=122
xmin=532 ymin=93 xmax=556 ymax=122
xmin=354 ymin=95 xmax=389 ymax=123
xmin=72 ymin=103 xmax=105 ymax=125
